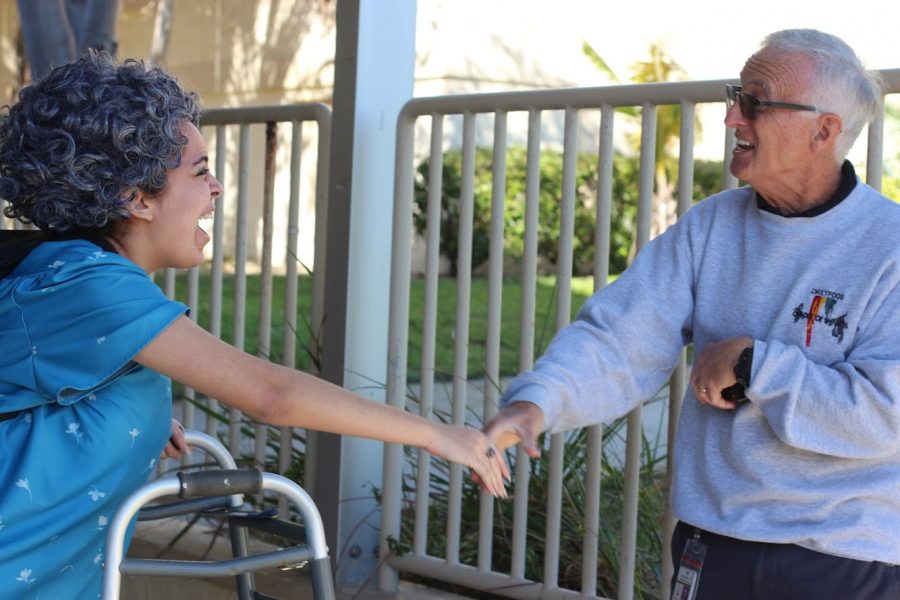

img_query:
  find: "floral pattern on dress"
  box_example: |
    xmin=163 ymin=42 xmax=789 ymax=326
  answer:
xmin=15 ymin=479 xmax=32 ymax=503
xmin=65 ymin=422 xmax=83 ymax=444
xmin=87 ymin=486 xmax=106 ymax=502
xmin=16 ymin=568 xmax=35 ymax=587
xmin=0 ymin=239 xmax=186 ymax=599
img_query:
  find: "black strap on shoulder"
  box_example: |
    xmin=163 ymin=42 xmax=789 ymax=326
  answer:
xmin=0 ymin=229 xmax=117 ymax=280
xmin=0 ymin=230 xmax=47 ymax=279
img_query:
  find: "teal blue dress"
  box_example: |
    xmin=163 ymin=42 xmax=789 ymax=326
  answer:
xmin=0 ymin=239 xmax=188 ymax=599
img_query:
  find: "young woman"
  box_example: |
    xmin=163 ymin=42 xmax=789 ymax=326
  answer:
xmin=0 ymin=51 xmax=507 ymax=599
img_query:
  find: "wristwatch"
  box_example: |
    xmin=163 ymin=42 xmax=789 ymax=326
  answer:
xmin=722 ymin=345 xmax=753 ymax=404
xmin=734 ymin=346 xmax=753 ymax=388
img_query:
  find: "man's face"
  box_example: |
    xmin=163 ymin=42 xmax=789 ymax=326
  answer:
xmin=725 ymin=48 xmax=823 ymax=199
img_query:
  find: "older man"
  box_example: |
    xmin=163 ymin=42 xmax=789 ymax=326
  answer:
xmin=486 ymin=29 xmax=898 ymax=599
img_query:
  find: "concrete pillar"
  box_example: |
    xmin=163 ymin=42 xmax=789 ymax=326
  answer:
xmin=315 ymin=0 xmax=416 ymax=586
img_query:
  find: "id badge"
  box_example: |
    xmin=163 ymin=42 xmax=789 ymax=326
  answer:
xmin=671 ymin=531 xmax=707 ymax=600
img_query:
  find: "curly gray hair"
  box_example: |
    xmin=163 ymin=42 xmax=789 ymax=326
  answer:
xmin=0 ymin=50 xmax=202 ymax=233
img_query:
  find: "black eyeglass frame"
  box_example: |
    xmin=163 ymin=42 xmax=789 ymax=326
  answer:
xmin=725 ymin=84 xmax=818 ymax=120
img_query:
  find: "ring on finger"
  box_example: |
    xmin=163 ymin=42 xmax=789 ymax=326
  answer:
xmin=485 ymin=446 xmax=496 ymax=459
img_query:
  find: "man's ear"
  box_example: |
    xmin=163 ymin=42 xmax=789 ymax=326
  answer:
xmin=127 ymin=189 xmax=155 ymax=223
xmin=812 ymin=113 xmax=843 ymax=149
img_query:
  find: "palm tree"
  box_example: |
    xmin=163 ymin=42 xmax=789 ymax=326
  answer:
xmin=583 ymin=41 xmax=701 ymax=238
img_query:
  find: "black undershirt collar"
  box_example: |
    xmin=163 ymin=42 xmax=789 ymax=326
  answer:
xmin=756 ymin=160 xmax=857 ymax=218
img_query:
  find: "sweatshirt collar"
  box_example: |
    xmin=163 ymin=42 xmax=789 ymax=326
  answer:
xmin=755 ymin=161 xmax=857 ymax=218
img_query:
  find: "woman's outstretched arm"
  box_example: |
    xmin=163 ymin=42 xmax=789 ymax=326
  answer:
xmin=136 ymin=315 xmax=508 ymax=496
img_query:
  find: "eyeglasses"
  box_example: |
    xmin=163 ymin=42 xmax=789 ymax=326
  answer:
xmin=725 ymin=84 xmax=818 ymax=120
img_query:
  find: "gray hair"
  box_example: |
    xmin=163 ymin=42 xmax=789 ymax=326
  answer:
xmin=0 ymin=50 xmax=201 ymax=233
xmin=761 ymin=29 xmax=882 ymax=160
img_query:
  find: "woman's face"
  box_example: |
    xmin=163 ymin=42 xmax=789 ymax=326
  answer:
xmin=138 ymin=122 xmax=222 ymax=271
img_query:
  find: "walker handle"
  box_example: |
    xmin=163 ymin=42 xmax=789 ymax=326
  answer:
xmin=177 ymin=468 xmax=263 ymax=498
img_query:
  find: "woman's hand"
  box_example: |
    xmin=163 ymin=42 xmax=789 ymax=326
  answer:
xmin=426 ymin=422 xmax=509 ymax=498
xmin=160 ymin=418 xmax=190 ymax=460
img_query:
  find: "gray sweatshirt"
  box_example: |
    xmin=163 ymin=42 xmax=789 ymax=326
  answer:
xmin=501 ymin=179 xmax=900 ymax=564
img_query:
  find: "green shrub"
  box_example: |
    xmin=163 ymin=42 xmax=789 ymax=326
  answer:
xmin=396 ymin=403 xmax=668 ymax=599
xmin=413 ymin=148 xmax=723 ymax=277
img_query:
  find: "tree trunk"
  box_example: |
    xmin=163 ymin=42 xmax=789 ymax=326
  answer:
xmin=652 ymin=167 xmax=676 ymax=238
xmin=15 ymin=0 xmax=118 ymax=81
xmin=16 ymin=0 xmax=76 ymax=80
xmin=149 ymin=0 xmax=174 ymax=65
xmin=80 ymin=0 xmax=118 ymax=55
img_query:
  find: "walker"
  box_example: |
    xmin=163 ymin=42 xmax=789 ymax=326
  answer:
xmin=101 ymin=429 xmax=334 ymax=600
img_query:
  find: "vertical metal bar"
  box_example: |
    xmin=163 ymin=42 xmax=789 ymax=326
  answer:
xmin=544 ymin=107 xmax=578 ymax=592
xmin=254 ymin=122 xmax=277 ymax=480
xmin=582 ymin=103 xmax=615 ymax=595
xmin=635 ymin=105 xmax=656 ymax=248
xmin=618 ymin=103 xmax=656 ymax=600
xmin=659 ymin=102 xmax=697 ymax=600
xmin=414 ymin=114 xmax=444 ymax=556
xmin=510 ymin=108 xmax=541 ymax=580
xmin=164 ymin=268 xmax=176 ymax=298
xmin=446 ymin=111 xmax=477 ymax=565
xmin=182 ymin=265 xmax=200 ymax=431
xmin=230 ymin=123 xmax=251 ymax=455
xmin=303 ymin=113 xmax=331 ymax=497
xmin=279 ymin=121 xmax=302 ymax=514
xmin=866 ymin=98 xmax=885 ymax=192
xmin=379 ymin=104 xmax=416 ymax=591
xmin=304 ymin=108 xmax=332 ymax=499
xmin=723 ymin=128 xmax=738 ymax=189
xmin=478 ymin=110 xmax=507 ymax=572
xmin=311 ymin=111 xmax=331 ymax=370
xmin=161 ymin=262 xmax=180 ymax=452
xmin=677 ymin=103 xmax=696 ymax=218
xmin=207 ymin=124 xmax=227 ymax=437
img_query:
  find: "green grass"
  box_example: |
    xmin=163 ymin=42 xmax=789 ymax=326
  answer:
xmin=168 ymin=269 xmax=605 ymax=380
xmin=407 ymin=275 xmax=598 ymax=380
xmin=169 ymin=269 xmax=318 ymax=370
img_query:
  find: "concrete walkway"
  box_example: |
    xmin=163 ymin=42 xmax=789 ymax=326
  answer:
xmin=125 ymin=517 xmax=471 ymax=599
xmin=155 ymin=377 xmax=674 ymax=599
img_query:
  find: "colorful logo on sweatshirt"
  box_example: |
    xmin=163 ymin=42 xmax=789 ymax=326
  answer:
xmin=792 ymin=288 xmax=847 ymax=347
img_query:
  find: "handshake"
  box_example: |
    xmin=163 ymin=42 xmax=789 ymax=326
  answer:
xmin=462 ymin=401 xmax=545 ymax=497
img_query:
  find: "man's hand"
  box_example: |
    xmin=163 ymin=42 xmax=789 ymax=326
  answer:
xmin=483 ymin=401 xmax=544 ymax=458
xmin=690 ymin=337 xmax=752 ymax=410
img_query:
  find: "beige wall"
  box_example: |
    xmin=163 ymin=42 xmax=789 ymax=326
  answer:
xmin=0 ymin=1 xmax=336 ymax=270
xmin=119 ymin=0 xmax=336 ymax=108
xmin=0 ymin=0 xmax=336 ymax=105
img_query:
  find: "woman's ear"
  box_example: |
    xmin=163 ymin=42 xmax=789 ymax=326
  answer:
xmin=127 ymin=189 xmax=155 ymax=223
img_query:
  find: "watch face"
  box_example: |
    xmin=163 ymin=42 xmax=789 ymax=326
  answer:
xmin=722 ymin=383 xmax=747 ymax=403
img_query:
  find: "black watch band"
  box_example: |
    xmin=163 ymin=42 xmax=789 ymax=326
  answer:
xmin=733 ymin=346 xmax=753 ymax=388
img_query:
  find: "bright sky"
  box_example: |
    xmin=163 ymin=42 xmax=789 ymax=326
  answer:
xmin=417 ymin=0 xmax=899 ymax=161
xmin=581 ymin=0 xmax=900 ymax=161
xmin=419 ymin=0 xmax=899 ymax=86
xmin=583 ymin=0 xmax=900 ymax=81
